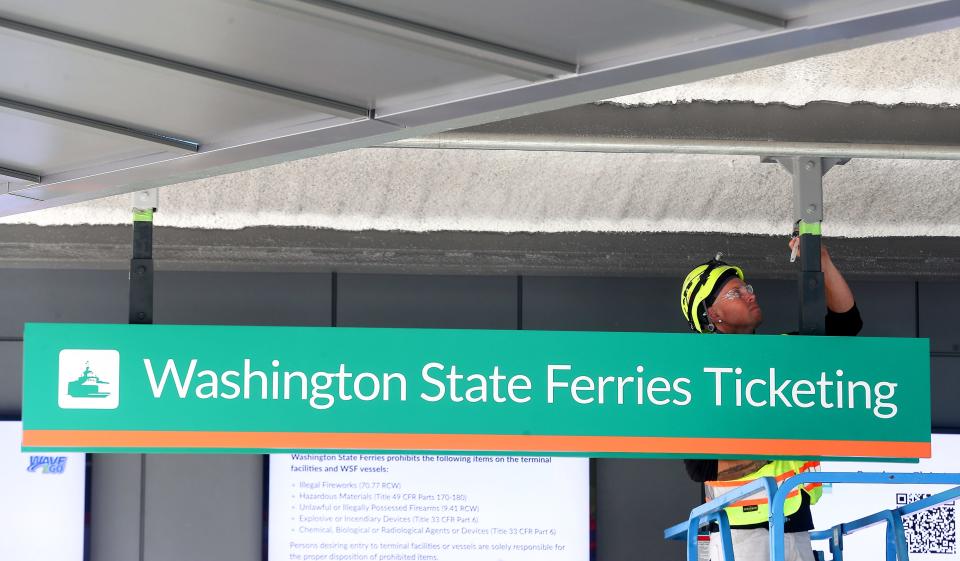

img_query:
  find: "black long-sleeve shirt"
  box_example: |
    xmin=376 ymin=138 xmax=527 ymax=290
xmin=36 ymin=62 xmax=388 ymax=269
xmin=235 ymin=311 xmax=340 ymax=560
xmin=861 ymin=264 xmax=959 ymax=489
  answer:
xmin=683 ymin=303 xmax=863 ymax=531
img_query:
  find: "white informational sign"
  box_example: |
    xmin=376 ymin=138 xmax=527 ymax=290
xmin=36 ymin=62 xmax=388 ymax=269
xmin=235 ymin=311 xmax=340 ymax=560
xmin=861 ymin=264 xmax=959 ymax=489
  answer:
xmin=814 ymin=433 xmax=960 ymax=561
xmin=0 ymin=421 xmax=85 ymax=561
xmin=269 ymin=454 xmax=590 ymax=561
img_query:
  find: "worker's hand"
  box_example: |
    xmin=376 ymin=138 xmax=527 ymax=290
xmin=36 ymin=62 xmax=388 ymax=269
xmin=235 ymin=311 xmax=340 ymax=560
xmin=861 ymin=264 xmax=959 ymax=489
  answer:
xmin=789 ymin=236 xmax=833 ymax=268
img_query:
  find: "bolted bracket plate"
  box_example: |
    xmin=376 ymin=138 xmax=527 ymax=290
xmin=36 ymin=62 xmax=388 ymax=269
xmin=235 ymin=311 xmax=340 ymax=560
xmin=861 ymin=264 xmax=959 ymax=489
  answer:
xmin=761 ymin=156 xmax=848 ymax=223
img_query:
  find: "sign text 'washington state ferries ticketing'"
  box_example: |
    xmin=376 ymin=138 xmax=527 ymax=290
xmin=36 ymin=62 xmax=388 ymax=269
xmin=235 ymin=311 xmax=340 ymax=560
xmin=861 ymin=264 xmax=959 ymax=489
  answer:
xmin=21 ymin=323 xmax=930 ymax=458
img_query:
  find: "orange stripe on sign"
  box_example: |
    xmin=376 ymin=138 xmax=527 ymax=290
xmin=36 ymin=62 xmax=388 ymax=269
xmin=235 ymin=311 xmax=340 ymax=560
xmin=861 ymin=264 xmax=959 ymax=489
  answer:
xmin=21 ymin=430 xmax=932 ymax=457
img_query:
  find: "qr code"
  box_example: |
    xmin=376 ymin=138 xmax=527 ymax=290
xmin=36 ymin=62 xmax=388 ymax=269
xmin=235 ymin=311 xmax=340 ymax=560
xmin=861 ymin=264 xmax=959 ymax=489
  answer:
xmin=897 ymin=493 xmax=957 ymax=554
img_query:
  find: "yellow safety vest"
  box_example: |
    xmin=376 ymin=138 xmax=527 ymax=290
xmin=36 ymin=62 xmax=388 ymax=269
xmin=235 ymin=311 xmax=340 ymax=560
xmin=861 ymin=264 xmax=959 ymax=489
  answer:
xmin=704 ymin=460 xmax=822 ymax=526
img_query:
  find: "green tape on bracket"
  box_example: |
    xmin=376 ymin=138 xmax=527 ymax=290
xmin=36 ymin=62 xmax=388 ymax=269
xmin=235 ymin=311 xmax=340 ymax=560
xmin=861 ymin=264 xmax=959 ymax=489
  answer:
xmin=133 ymin=210 xmax=154 ymax=222
xmin=798 ymin=221 xmax=822 ymax=236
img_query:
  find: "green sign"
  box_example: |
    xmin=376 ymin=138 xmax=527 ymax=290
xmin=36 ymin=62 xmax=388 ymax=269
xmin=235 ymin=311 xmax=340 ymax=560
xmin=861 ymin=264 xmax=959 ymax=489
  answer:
xmin=21 ymin=323 xmax=930 ymax=459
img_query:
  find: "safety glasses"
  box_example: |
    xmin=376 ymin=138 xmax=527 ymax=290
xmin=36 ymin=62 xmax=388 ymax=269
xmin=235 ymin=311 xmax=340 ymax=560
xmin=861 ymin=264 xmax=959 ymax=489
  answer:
xmin=720 ymin=284 xmax=754 ymax=301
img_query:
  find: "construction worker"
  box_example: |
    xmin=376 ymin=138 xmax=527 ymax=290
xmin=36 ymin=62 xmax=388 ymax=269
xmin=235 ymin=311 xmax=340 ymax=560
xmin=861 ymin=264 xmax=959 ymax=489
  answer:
xmin=679 ymin=239 xmax=862 ymax=561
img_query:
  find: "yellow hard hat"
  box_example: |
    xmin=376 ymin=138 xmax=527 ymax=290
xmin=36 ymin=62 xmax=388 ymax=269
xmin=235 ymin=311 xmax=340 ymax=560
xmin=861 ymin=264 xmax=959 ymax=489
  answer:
xmin=680 ymin=254 xmax=744 ymax=333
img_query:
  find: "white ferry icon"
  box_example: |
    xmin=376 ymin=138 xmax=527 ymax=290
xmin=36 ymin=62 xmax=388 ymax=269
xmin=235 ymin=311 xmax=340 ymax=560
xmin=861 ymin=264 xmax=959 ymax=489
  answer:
xmin=66 ymin=362 xmax=111 ymax=398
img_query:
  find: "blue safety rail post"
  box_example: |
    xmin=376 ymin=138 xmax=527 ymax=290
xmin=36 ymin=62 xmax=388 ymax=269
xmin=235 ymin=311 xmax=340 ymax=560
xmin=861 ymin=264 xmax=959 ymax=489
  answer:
xmin=772 ymin=472 xmax=960 ymax=561
xmin=664 ymin=476 xmax=778 ymax=561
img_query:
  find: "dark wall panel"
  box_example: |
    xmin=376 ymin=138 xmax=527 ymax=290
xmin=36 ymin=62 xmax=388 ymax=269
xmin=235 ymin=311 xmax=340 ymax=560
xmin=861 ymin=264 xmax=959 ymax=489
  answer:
xmin=143 ymin=455 xmax=262 ymax=561
xmin=337 ymin=273 xmax=517 ymax=329
xmin=156 ymin=271 xmax=332 ymax=326
xmin=0 ymin=341 xmax=22 ymax=414
xmin=920 ymin=282 xmax=960 ymax=353
xmin=91 ymin=455 xmax=144 ymax=561
xmin=848 ymin=281 xmax=915 ymax=338
xmin=0 ymin=269 xmax=126 ymax=337
xmin=932 ymin=357 xmax=960 ymax=430
xmin=522 ymin=277 xmax=685 ymax=332
xmin=596 ymin=459 xmax=696 ymax=561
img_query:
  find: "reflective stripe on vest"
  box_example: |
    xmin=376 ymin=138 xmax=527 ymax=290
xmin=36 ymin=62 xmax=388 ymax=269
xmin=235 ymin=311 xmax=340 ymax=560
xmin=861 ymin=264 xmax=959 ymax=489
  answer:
xmin=703 ymin=460 xmax=822 ymax=526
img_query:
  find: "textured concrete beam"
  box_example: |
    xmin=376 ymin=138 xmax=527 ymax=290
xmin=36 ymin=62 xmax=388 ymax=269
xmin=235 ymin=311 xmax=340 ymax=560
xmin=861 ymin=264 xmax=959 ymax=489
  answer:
xmin=1 ymin=225 xmax=958 ymax=280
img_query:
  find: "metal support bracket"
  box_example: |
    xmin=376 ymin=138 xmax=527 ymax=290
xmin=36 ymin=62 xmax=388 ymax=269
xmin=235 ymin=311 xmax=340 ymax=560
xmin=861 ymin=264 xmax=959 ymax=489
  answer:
xmin=129 ymin=189 xmax=157 ymax=325
xmin=762 ymin=156 xmax=848 ymax=335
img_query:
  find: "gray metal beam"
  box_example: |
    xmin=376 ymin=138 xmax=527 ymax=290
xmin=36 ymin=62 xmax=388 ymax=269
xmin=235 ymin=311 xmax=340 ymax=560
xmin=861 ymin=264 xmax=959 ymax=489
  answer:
xmin=406 ymin=100 xmax=960 ymax=158
xmin=667 ymin=0 xmax=787 ymax=30
xmin=0 ymin=15 xmax=369 ymax=119
xmin=0 ymin=96 xmax=200 ymax=153
xmin=0 ymin=166 xmax=40 ymax=185
xmin=266 ymin=0 xmax=577 ymax=80
xmin=384 ymin=133 xmax=960 ymax=160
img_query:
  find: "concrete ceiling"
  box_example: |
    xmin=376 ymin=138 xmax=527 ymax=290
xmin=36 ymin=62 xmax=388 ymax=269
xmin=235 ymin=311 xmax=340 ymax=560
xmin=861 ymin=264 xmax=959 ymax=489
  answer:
xmin=6 ymin=25 xmax=960 ymax=237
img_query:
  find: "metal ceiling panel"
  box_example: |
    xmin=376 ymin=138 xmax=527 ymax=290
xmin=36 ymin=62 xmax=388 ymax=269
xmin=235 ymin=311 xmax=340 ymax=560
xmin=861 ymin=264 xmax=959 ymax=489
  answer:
xmin=281 ymin=0 xmax=743 ymax=68
xmin=1 ymin=0 xmax=960 ymax=216
xmin=0 ymin=0 xmax=524 ymax=109
xmin=0 ymin=110 xmax=175 ymax=176
xmin=0 ymin=32 xmax=355 ymax=146
xmin=723 ymin=0 xmax=865 ymax=21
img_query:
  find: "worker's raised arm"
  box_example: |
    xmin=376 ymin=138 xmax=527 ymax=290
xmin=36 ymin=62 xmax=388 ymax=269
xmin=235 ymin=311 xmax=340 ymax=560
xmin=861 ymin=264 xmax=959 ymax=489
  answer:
xmin=789 ymin=238 xmax=855 ymax=313
xmin=822 ymin=246 xmax=855 ymax=313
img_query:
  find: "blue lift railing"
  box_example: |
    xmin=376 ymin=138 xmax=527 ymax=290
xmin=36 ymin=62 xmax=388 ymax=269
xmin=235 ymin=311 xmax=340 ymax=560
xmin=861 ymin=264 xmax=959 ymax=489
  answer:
xmin=665 ymin=472 xmax=960 ymax=561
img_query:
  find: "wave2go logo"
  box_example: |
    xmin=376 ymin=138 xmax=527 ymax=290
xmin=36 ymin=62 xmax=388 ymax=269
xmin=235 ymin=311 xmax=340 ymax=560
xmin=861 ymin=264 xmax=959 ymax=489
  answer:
xmin=27 ymin=455 xmax=67 ymax=474
xmin=58 ymin=349 xmax=120 ymax=409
